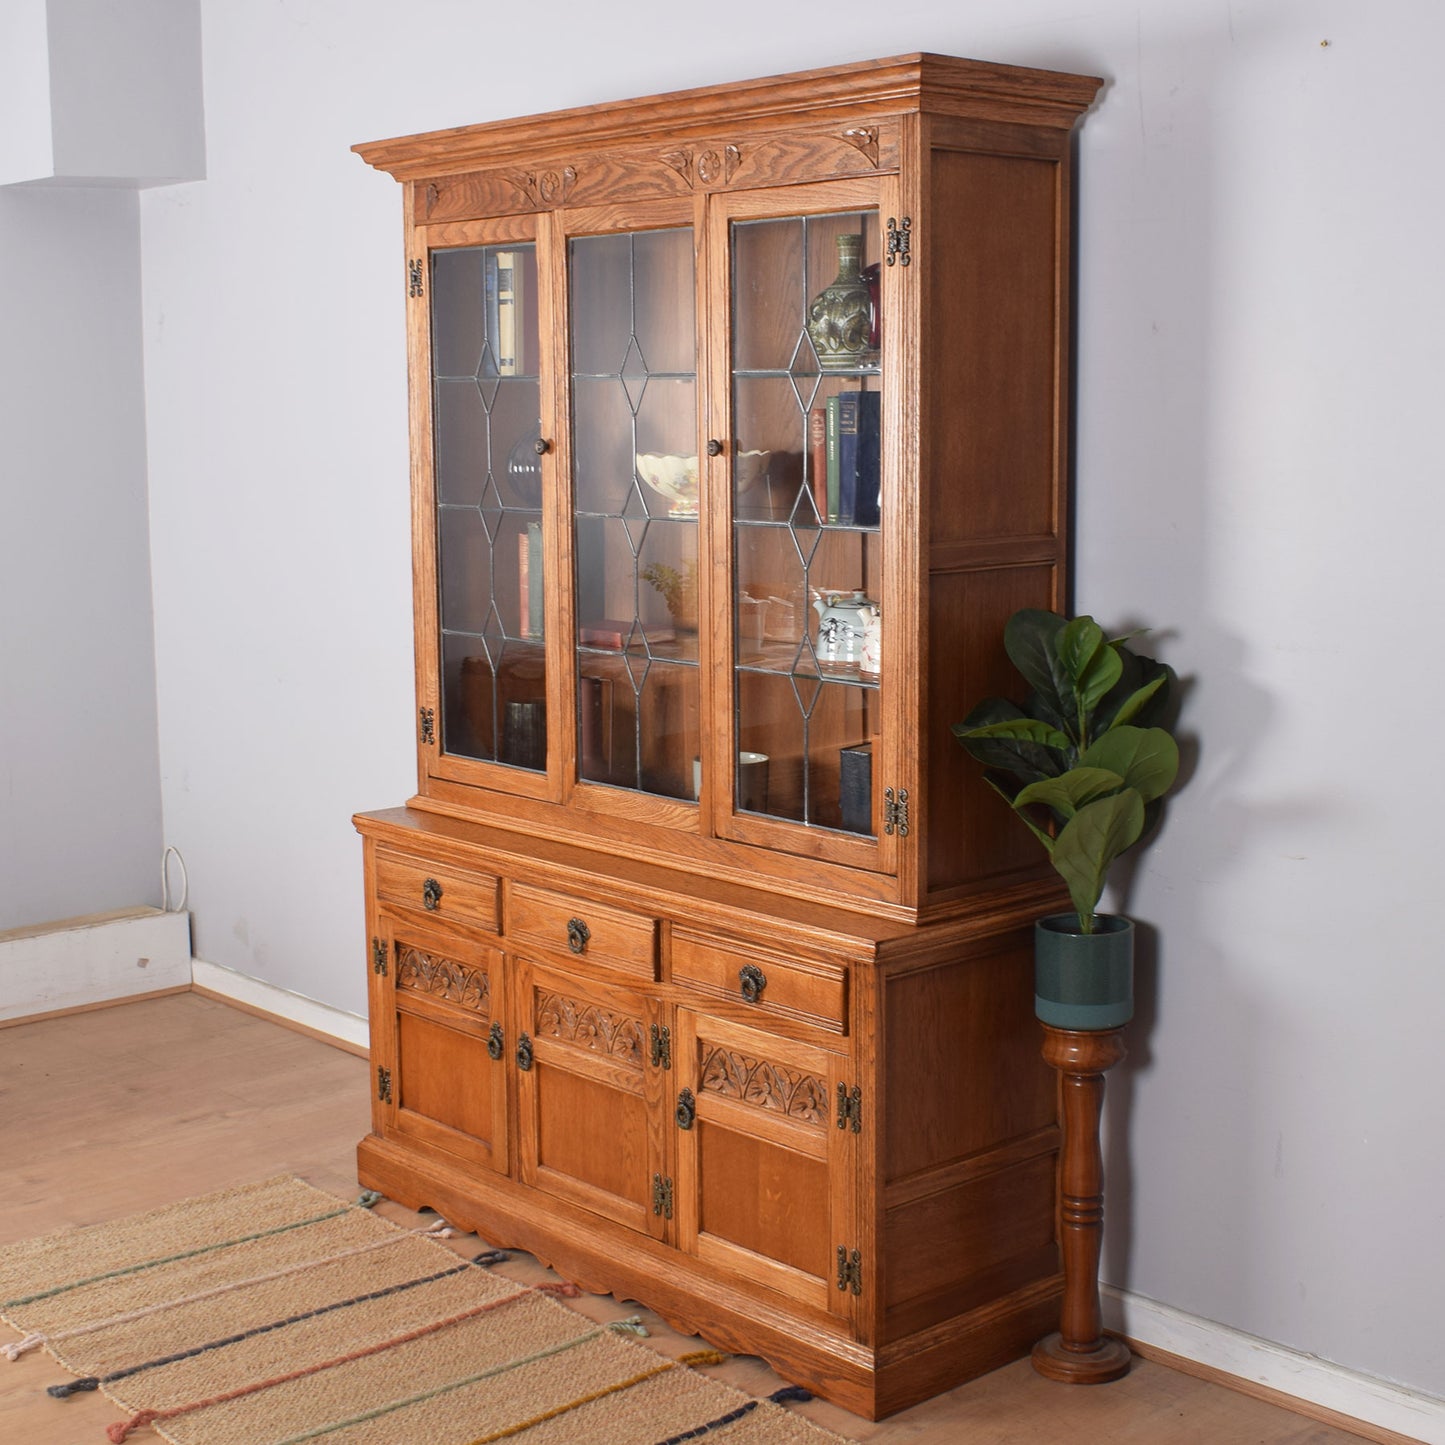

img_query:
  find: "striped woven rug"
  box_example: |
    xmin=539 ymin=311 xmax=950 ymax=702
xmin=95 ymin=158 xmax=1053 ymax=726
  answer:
xmin=0 ymin=1175 xmax=849 ymax=1445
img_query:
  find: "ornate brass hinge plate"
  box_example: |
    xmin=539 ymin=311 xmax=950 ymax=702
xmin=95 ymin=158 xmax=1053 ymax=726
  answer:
xmin=376 ymin=1066 xmax=392 ymax=1104
xmin=836 ymin=1082 xmax=862 ymax=1133
xmin=885 ymin=216 xmax=912 ymax=266
xmin=650 ymin=1023 xmax=672 ymax=1070
xmin=408 ymin=258 xmax=425 ymax=296
xmin=652 ymin=1173 xmax=674 ymax=1219
xmin=883 ymin=787 xmax=910 ymax=836
xmin=419 ymin=706 xmax=435 ymax=746
xmin=372 ymin=937 xmax=388 ymax=977
xmin=836 ymin=1245 xmax=863 ymax=1295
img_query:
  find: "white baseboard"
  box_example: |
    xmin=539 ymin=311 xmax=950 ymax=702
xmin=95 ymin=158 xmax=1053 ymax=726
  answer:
xmin=1104 ymin=1286 xmax=1444 ymax=1443
xmin=191 ymin=956 xmax=369 ymax=1054
xmin=0 ymin=907 xmax=193 ymax=1022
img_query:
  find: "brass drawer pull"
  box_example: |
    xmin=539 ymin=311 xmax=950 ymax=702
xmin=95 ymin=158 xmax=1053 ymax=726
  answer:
xmin=739 ymin=962 xmax=767 ymax=1003
xmin=487 ymin=1021 xmax=504 ymax=1061
xmin=422 ymin=877 xmax=443 ymax=911
xmin=567 ymin=917 xmax=591 ymax=954
xmin=676 ymin=1087 xmax=696 ymax=1131
xmin=516 ymin=1032 xmax=534 ymax=1071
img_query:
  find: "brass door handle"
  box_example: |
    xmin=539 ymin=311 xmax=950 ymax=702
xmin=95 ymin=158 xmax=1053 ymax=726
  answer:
xmin=567 ymin=918 xmax=591 ymax=954
xmin=422 ymin=878 xmax=443 ymax=911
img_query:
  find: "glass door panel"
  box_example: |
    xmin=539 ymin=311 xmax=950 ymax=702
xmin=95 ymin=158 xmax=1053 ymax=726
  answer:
xmin=731 ymin=211 xmax=882 ymax=835
xmin=431 ymin=243 xmax=546 ymax=770
xmin=570 ymin=226 xmax=699 ymax=803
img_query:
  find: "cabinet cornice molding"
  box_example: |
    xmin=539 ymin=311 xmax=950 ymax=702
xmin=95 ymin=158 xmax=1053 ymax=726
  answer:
xmin=354 ymin=52 xmax=1101 ymax=182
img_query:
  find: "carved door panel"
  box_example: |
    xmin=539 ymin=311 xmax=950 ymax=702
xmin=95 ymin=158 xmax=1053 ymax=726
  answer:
xmin=513 ymin=957 xmax=670 ymax=1240
xmin=375 ymin=913 xmax=510 ymax=1174
xmin=673 ymin=1008 xmax=857 ymax=1322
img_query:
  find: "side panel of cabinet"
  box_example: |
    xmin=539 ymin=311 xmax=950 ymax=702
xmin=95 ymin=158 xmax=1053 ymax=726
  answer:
xmin=673 ymin=1008 xmax=856 ymax=1324
xmin=513 ymin=957 xmax=669 ymax=1241
xmin=374 ymin=911 xmax=510 ymax=1174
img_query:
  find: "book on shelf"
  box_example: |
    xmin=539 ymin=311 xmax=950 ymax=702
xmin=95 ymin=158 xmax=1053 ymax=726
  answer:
xmin=518 ymin=522 xmax=543 ymax=639
xmin=808 ymin=405 xmax=828 ymax=524
xmin=578 ymin=619 xmax=676 ymax=649
xmin=495 ymin=250 xmax=521 ymax=376
xmin=825 ymin=394 xmax=841 ymax=523
xmin=837 ymin=389 xmax=881 ymax=527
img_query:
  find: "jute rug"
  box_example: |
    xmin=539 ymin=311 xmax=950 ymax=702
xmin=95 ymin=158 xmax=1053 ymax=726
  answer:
xmin=0 ymin=1175 xmax=850 ymax=1445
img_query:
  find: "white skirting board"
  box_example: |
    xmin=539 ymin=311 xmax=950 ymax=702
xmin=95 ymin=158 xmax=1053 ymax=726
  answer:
xmin=1104 ymin=1286 xmax=1445 ymax=1443
xmin=0 ymin=907 xmax=193 ymax=1023
xmin=190 ymin=955 xmax=369 ymax=1053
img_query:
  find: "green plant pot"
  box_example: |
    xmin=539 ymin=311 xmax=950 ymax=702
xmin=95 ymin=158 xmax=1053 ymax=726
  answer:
xmin=1034 ymin=913 xmax=1134 ymax=1030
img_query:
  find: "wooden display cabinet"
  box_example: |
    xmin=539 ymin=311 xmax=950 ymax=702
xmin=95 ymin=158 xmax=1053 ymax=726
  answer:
xmin=354 ymin=53 xmax=1102 ymax=1418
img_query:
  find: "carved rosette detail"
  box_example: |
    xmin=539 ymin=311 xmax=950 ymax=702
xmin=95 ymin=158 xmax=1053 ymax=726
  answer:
xmin=397 ymin=947 xmax=490 ymax=1013
xmin=840 ymin=127 xmax=880 ymax=166
xmin=529 ymin=166 xmax=577 ymax=206
xmin=660 ymin=144 xmax=741 ymax=189
xmin=698 ymin=1046 xmax=828 ymax=1127
xmin=535 ymin=992 xmax=644 ymax=1068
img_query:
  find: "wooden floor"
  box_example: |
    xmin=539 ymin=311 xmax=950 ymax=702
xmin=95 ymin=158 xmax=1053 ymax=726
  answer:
xmin=0 ymin=993 xmax=1388 ymax=1445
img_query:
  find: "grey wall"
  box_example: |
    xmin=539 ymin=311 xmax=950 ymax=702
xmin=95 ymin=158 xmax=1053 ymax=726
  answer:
xmin=0 ymin=186 xmax=162 ymax=929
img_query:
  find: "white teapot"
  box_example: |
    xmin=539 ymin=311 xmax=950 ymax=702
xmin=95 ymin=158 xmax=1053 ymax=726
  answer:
xmin=860 ymin=602 xmax=881 ymax=676
xmin=812 ymin=588 xmax=875 ymax=668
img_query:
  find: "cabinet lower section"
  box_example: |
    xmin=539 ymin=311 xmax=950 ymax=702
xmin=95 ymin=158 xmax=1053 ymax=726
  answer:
xmin=357 ymin=805 xmax=1064 ymax=1420
xmin=357 ymin=1133 xmax=1060 ymax=1420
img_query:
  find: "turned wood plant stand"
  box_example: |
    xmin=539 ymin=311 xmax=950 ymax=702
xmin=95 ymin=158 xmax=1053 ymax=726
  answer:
xmin=1032 ymin=1024 xmax=1132 ymax=1383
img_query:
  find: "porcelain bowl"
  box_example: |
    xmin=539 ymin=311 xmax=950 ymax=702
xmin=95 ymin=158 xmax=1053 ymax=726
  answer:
xmin=636 ymin=453 xmax=700 ymax=514
xmin=734 ymin=449 xmax=771 ymax=497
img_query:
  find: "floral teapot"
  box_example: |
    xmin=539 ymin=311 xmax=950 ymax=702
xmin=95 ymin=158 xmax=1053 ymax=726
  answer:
xmin=811 ymin=588 xmax=877 ymax=669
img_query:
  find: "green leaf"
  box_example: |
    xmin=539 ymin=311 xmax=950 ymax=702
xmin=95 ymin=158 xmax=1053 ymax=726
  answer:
xmin=1050 ymin=790 xmax=1145 ymax=928
xmin=1003 ymin=610 xmax=1069 ymax=716
xmin=1056 ymin=616 xmax=1105 ymax=682
xmin=1074 ymin=641 xmax=1124 ymax=723
xmin=983 ymin=775 xmax=1056 ymax=854
xmin=953 ymin=717 xmax=1071 ymax=751
xmin=1079 ymin=726 xmax=1179 ymax=804
xmin=1014 ymin=767 xmax=1125 ymax=820
xmin=1104 ymin=674 xmax=1166 ymax=730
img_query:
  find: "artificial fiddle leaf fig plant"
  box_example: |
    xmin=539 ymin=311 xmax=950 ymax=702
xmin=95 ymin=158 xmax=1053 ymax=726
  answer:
xmin=952 ymin=608 xmax=1180 ymax=934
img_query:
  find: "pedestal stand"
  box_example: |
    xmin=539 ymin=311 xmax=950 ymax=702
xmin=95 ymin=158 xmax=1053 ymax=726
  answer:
xmin=1032 ymin=1023 xmax=1132 ymax=1383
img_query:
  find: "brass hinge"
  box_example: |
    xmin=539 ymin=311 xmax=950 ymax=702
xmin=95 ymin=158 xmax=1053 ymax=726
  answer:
xmin=372 ymin=937 xmax=388 ymax=977
xmin=419 ymin=706 xmax=435 ymax=745
xmin=652 ymin=1173 xmax=674 ymax=1219
xmin=836 ymin=1082 xmax=862 ymax=1133
xmin=885 ymin=216 xmax=912 ymax=267
xmin=883 ymin=787 xmax=911 ymax=836
xmin=376 ymin=1066 xmax=392 ymax=1104
xmin=836 ymin=1245 xmax=863 ymax=1296
xmin=650 ymin=1023 xmax=671 ymax=1070
xmin=408 ymin=258 xmax=425 ymax=297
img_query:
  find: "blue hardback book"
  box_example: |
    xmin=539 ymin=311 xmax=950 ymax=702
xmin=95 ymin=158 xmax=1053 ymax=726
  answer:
xmin=837 ymin=391 xmax=881 ymax=526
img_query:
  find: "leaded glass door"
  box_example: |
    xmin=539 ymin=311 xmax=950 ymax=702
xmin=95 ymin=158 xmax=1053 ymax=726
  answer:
xmin=427 ymin=232 xmax=550 ymax=786
xmin=706 ymin=180 xmax=899 ymax=873
xmin=565 ymin=205 xmax=701 ymax=813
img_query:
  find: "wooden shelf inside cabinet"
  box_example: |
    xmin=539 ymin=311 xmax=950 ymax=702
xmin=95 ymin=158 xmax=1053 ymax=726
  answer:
xmin=354 ymin=50 xmax=1102 ymax=1419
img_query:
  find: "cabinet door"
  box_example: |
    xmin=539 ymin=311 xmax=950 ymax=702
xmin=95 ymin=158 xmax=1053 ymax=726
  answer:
xmin=703 ymin=179 xmax=904 ymax=877
xmin=513 ymin=956 xmax=670 ymax=1240
xmin=419 ymin=221 xmax=555 ymax=796
xmin=561 ymin=201 xmax=703 ymax=821
xmin=673 ymin=1008 xmax=857 ymax=1323
xmin=373 ymin=914 xmax=510 ymax=1174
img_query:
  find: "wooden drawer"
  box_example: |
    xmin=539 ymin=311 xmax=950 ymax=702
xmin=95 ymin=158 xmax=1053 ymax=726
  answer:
xmin=374 ymin=851 xmax=499 ymax=933
xmin=671 ymin=932 xmax=848 ymax=1033
xmin=506 ymin=882 xmax=657 ymax=980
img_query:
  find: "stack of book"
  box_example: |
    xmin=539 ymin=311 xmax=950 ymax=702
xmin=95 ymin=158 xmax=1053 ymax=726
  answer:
xmin=808 ymin=390 xmax=880 ymax=526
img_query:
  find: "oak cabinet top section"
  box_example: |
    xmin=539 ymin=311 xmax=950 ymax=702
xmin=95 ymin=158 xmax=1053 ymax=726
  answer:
xmin=354 ymin=52 xmax=1104 ymax=182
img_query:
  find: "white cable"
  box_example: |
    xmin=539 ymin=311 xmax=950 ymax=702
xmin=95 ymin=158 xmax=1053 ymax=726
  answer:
xmin=161 ymin=845 xmax=189 ymax=913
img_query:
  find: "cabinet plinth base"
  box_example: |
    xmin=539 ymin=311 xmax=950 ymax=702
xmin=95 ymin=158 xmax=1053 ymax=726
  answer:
xmin=1031 ymin=1330 xmax=1131 ymax=1383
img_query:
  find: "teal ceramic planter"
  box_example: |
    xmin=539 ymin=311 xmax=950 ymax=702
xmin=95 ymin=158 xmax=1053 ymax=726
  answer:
xmin=1034 ymin=913 xmax=1134 ymax=1030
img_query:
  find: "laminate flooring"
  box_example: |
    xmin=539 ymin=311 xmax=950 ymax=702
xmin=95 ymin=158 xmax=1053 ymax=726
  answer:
xmin=0 ymin=993 xmax=1393 ymax=1444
